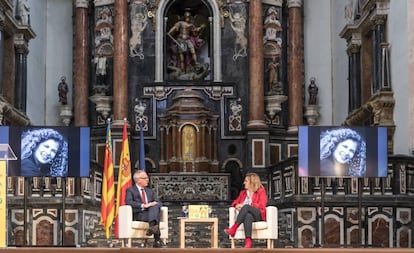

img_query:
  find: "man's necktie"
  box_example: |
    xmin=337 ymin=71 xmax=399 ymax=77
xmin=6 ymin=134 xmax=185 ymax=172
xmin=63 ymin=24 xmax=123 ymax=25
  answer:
xmin=141 ymin=188 xmax=147 ymax=204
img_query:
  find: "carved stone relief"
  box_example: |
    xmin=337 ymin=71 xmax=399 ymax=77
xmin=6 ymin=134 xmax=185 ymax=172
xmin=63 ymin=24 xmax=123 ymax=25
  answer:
xmin=129 ymin=0 xmax=149 ymax=59
xmin=228 ymin=3 xmax=247 ymax=61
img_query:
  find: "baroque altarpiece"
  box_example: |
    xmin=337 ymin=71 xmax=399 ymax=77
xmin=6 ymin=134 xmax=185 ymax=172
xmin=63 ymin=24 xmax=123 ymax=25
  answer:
xmin=4 ymin=0 xmax=414 ymax=248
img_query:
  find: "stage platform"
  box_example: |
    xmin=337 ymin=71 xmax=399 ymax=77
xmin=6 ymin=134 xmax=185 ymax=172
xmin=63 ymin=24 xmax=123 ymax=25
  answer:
xmin=2 ymin=248 xmax=414 ymax=253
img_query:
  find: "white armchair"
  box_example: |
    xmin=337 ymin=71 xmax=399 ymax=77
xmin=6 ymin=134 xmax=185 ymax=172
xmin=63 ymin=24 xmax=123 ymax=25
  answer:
xmin=228 ymin=206 xmax=278 ymax=248
xmin=118 ymin=205 xmax=168 ymax=247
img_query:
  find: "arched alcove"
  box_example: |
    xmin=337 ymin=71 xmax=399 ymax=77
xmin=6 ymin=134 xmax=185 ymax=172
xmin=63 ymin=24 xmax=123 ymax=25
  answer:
xmin=155 ymin=0 xmax=222 ymax=82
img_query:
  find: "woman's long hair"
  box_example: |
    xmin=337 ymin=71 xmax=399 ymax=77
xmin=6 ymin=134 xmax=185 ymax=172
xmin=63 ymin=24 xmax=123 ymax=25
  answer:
xmin=21 ymin=128 xmax=69 ymax=176
xmin=245 ymin=172 xmax=264 ymax=192
xmin=319 ymin=128 xmax=367 ymax=176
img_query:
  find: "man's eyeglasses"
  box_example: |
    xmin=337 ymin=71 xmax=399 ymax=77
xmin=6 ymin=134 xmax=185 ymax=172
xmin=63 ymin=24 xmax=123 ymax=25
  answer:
xmin=138 ymin=177 xmax=149 ymax=180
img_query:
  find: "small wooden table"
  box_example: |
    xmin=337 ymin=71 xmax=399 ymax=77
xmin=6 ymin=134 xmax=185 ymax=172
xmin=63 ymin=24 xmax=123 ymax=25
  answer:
xmin=179 ymin=217 xmax=219 ymax=248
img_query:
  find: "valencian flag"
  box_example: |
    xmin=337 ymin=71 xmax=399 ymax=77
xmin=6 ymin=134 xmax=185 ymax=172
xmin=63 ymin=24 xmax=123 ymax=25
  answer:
xmin=114 ymin=119 xmax=132 ymax=237
xmin=139 ymin=118 xmax=146 ymax=171
xmin=100 ymin=119 xmax=115 ymax=239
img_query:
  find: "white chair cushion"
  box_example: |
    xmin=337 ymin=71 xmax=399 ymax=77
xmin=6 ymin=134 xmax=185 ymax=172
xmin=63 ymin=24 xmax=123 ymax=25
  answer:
xmin=131 ymin=221 xmax=149 ymax=229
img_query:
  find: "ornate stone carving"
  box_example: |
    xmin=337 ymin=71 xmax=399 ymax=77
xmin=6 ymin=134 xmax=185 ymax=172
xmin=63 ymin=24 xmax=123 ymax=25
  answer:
xmin=134 ymin=99 xmax=148 ymax=132
xmin=228 ymin=4 xmax=247 ymax=60
xmin=263 ymin=6 xmax=282 ymax=59
xmin=146 ymin=0 xmax=160 ymax=29
xmin=94 ymin=6 xmax=114 ymax=83
xmin=229 ymin=98 xmax=242 ymax=131
xmin=204 ymin=86 xmax=233 ymax=100
xmin=143 ymin=86 xmax=173 ymax=100
xmin=150 ymin=173 xmax=229 ymax=201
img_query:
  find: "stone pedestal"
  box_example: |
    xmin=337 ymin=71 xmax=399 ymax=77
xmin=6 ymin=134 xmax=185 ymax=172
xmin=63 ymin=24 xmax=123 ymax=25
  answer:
xmin=89 ymin=94 xmax=113 ymax=119
xmin=59 ymin=105 xmax=73 ymax=126
xmin=304 ymin=104 xmax=320 ymax=125
xmin=265 ymin=94 xmax=288 ymax=120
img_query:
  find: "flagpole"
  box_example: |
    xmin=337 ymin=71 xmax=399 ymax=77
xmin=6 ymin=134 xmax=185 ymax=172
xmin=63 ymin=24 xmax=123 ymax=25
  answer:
xmin=139 ymin=117 xmax=146 ymax=171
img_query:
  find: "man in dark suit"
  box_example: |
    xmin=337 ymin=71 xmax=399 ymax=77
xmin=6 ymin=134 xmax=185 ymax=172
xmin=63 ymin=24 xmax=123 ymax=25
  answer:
xmin=126 ymin=170 xmax=166 ymax=248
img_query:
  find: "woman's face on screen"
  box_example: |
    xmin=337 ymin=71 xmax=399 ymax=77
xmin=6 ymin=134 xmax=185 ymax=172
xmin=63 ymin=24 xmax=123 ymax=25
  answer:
xmin=34 ymin=139 xmax=60 ymax=164
xmin=333 ymin=139 xmax=358 ymax=164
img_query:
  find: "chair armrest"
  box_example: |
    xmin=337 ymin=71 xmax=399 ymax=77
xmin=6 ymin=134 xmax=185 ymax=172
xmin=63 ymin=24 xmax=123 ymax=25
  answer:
xmin=160 ymin=206 xmax=168 ymax=223
xmin=266 ymin=206 xmax=278 ymax=239
xmin=118 ymin=205 xmax=133 ymax=238
xmin=229 ymin=207 xmax=237 ymax=225
xmin=159 ymin=206 xmax=168 ymax=240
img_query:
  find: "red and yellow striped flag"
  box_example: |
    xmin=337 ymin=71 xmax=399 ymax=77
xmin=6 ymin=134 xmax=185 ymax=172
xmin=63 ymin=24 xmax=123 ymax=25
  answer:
xmin=100 ymin=120 xmax=115 ymax=239
xmin=114 ymin=119 xmax=132 ymax=237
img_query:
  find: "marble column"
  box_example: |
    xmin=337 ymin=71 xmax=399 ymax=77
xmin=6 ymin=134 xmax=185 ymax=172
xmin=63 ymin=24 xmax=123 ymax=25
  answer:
xmin=160 ymin=127 xmax=165 ymax=162
xmin=287 ymin=0 xmax=303 ymax=133
xmin=348 ymin=43 xmax=361 ymax=112
xmin=74 ymin=0 xmax=89 ymax=126
xmin=372 ymin=18 xmax=386 ymax=93
xmin=14 ymin=34 xmax=28 ymax=112
xmin=171 ymin=123 xmax=177 ymax=159
xmin=113 ymin=0 xmax=129 ymax=123
xmin=201 ymin=123 xmax=206 ymax=158
xmin=247 ymin=0 xmax=266 ymax=129
xmin=0 ymin=11 xmax=4 ymax=94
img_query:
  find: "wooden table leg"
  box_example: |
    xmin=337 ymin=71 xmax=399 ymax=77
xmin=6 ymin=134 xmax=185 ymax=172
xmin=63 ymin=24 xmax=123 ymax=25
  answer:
xmin=212 ymin=219 xmax=218 ymax=248
xmin=180 ymin=219 xmax=185 ymax=248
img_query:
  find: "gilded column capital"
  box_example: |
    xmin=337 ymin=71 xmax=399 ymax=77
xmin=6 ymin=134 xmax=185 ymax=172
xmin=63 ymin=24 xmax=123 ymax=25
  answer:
xmin=347 ymin=33 xmax=361 ymax=54
xmin=371 ymin=15 xmax=387 ymax=26
xmin=75 ymin=0 xmax=89 ymax=9
xmin=14 ymin=33 xmax=29 ymax=54
xmin=287 ymin=0 xmax=302 ymax=8
xmin=347 ymin=43 xmax=361 ymax=55
xmin=368 ymin=91 xmax=395 ymax=126
xmin=368 ymin=2 xmax=389 ymax=27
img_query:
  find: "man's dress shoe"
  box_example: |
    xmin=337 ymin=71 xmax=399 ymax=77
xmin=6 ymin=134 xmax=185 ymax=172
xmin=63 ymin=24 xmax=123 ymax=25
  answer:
xmin=146 ymin=224 xmax=159 ymax=236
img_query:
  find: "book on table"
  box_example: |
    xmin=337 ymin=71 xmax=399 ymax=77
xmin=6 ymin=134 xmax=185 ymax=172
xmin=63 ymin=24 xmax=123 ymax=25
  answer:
xmin=188 ymin=205 xmax=209 ymax=219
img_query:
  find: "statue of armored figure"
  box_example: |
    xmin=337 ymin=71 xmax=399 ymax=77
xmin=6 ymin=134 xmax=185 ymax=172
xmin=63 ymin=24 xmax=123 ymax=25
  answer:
xmin=167 ymin=10 xmax=208 ymax=80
